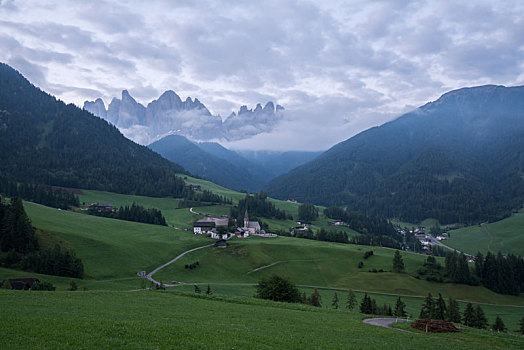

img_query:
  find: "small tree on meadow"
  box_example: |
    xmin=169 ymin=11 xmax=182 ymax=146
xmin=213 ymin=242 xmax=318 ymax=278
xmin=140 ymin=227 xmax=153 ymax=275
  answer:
xmin=394 ymin=297 xmax=407 ymax=318
xmin=434 ymin=293 xmax=447 ymax=320
xmin=492 ymin=316 xmax=506 ymax=332
xmin=463 ymin=303 xmax=476 ymax=327
xmin=255 ymin=275 xmax=301 ymax=303
xmin=419 ymin=293 xmax=435 ymax=319
xmin=206 ymin=284 xmax=212 ymax=295
xmin=308 ymin=288 xmax=322 ymax=307
xmin=519 ymin=315 xmax=524 ymax=335
xmin=474 ymin=305 xmax=488 ymax=329
xmin=446 ymin=297 xmax=461 ymax=323
xmin=194 ymin=285 xmax=201 ymax=294
xmin=360 ymin=293 xmax=372 ymax=314
xmin=392 ymin=250 xmax=405 ymax=273
xmin=332 ymin=292 xmax=339 ymax=309
xmin=346 ymin=290 xmax=357 ymax=311
xmin=69 ymin=280 xmax=78 ymax=291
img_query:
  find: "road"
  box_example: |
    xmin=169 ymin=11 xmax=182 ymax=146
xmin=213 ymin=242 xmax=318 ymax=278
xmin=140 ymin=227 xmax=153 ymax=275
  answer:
xmin=145 ymin=243 xmax=214 ymax=287
xmin=428 ymin=236 xmax=474 ymax=257
xmin=363 ymin=318 xmax=410 ymax=329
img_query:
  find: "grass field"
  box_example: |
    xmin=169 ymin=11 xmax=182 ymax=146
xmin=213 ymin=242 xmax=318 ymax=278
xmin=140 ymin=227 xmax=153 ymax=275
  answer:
xmin=1 ymin=289 xmax=523 ymax=349
xmin=446 ymin=210 xmax=524 ymax=256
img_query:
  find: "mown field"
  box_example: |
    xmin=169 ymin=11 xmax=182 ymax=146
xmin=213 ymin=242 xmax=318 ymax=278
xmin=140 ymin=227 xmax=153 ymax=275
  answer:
xmin=446 ymin=209 xmax=524 ymax=256
xmin=1 ymin=289 xmax=523 ymax=349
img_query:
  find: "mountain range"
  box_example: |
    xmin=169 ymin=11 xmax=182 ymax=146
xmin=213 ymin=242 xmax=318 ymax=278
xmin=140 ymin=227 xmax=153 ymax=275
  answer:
xmin=265 ymin=85 xmax=524 ymax=224
xmin=84 ymin=90 xmax=284 ymax=145
xmin=149 ymin=135 xmax=321 ymax=192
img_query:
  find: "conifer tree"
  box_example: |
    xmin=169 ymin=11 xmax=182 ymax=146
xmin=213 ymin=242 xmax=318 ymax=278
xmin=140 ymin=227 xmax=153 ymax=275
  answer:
xmin=519 ymin=315 xmax=524 ymax=335
xmin=206 ymin=284 xmax=212 ymax=295
xmin=446 ymin=297 xmax=461 ymax=323
xmin=360 ymin=293 xmax=372 ymax=314
xmin=346 ymin=290 xmax=357 ymax=310
xmin=194 ymin=284 xmax=201 ymax=293
xmin=332 ymin=292 xmax=339 ymax=309
xmin=463 ymin=303 xmax=476 ymax=327
xmin=434 ymin=293 xmax=447 ymax=320
xmin=492 ymin=316 xmax=506 ymax=332
xmin=419 ymin=293 xmax=435 ymax=319
xmin=392 ymin=250 xmax=405 ymax=273
xmin=474 ymin=305 xmax=488 ymax=329
xmin=394 ymin=297 xmax=407 ymax=317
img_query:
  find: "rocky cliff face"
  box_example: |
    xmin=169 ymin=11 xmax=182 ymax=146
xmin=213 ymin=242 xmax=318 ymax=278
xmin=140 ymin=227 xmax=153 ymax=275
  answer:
xmin=84 ymin=90 xmax=283 ymax=145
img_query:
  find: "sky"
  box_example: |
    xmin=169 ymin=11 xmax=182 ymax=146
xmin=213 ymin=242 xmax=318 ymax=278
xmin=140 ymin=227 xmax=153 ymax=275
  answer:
xmin=1 ymin=0 xmax=523 ymax=151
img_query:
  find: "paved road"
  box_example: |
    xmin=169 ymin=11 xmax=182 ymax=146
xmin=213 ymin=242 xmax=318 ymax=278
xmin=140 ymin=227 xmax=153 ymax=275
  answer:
xmin=428 ymin=236 xmax=473 ymax=257
xmin=363 ymin=318 xmax=411 ymax=330
xmin=145 ymin=243 xmax=214 ymax=287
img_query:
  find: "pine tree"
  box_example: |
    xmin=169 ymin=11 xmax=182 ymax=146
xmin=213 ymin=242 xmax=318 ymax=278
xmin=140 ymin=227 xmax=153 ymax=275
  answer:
xmin=332 ymin=292 xmax=339 ymax=309
xmin=394 ymin=297 xmax=407 ymax=317
xmin=492 ymin=316 xmax=506 ymax=332
xmin=194 ymin=284 xmax=201 ymax=293
xmin=463 ymin=303 xmax=476 ymax=327
xmin=474 ymin=305 xmax=488 ymax=329
xmin=308 ymin=288 xmax=322 ymax=307
xmin=206 ymin=284 xmax=212 ymax=295
xmin=346 ymin=290 xmax=357 ymax=310
xmin=434 ymin=293 xmax=447 ymax=320
xmin=69 ymin=280 xmax=78 ymax=291
xmin=360 ymin=293 xmax=372 ymax=314
xmin=419 ymin=293 xmax=434 ymax=319
xmin=519 ymin=315 xmax=524 ymax=335
xmin=446 ymin=297 xmax=461 ymax=323
xmin=392 ymin=250 xmax=405 ymax=273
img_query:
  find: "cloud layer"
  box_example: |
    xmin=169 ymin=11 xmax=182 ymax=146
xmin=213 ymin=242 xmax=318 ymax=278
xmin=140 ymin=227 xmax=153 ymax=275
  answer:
xmin=1 ymin=0 xmax=523 ymax=150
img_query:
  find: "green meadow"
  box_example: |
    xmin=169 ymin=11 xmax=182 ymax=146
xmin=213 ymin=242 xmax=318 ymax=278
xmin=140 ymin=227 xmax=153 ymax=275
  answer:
xmin=1 ymin=289 xmax=523 ymax=349
xmin=446 ymin=210 xmax=524 ymax=256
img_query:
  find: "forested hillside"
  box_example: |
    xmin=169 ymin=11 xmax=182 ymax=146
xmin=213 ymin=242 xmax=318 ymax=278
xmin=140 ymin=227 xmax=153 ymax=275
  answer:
xmin=0 ymin=63 xmax=190 ymax=198
xmin=266 ymin=85 xmax=524 ymax=224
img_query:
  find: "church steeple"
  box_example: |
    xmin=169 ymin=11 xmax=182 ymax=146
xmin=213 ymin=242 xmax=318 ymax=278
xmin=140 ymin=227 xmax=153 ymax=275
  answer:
xmin=244 ymin=208 xmax=249 ymax=228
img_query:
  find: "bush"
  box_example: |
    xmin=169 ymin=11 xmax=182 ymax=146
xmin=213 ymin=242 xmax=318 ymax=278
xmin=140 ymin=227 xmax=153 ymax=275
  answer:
xmin=31 ymin=281 xmax=56 ymax=291
xmin=255 ymin=274 xmax=301 ymax=303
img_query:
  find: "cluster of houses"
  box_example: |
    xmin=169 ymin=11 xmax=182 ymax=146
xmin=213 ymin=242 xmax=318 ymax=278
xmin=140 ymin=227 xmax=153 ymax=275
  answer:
xmin=193 ymin=209 xmax=266 ymax=240
xmin=87 ymin=203 xmax=115 ymax=213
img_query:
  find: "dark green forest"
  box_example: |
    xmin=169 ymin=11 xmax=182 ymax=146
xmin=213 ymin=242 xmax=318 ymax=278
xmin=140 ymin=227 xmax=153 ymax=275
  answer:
xmin=87 ymin=202 xmax=167 ymax=226
xmin=0 ymin=178 xmax=79 ymax=209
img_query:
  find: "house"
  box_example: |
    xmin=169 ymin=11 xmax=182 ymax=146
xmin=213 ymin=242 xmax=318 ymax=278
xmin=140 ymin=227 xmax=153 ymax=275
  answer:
xmin=193 ymin=221 xmax=215 ymax=234
xmin=329 ymin=220 xmax=345 ymax=226
xmin=0 ymin=278 xmax=40 ymax=290
xmin=184 ymin=184 xmax=201 ymax=191
xmin=88 ymin=203 xmax=115 ymax=212
xmin=243 ymin=209 xmax=261 ymax=235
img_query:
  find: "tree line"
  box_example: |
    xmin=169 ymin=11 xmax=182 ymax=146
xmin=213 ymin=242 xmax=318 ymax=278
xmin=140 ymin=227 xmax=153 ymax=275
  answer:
xmin=88 ymin=202 xmax=167 ymax=226
xmin=0 ymin=197 xmax=83 ymax=278
xmin=231 ymin=192 xmax=291 ymax=224
xmin=0 ymin=178 xmax=79 ymax=209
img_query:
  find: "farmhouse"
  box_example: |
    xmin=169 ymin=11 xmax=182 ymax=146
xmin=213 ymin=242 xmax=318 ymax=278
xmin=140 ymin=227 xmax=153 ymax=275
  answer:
xmin=184 ymin=184 xmax=201 ymax=191
xmin=88 ymin=203 xmax=115 ymax=212
xmin=0 ymin=278 xmax=40 ymax=290
xmin=193 ymin=221 xmax=215 ymax=234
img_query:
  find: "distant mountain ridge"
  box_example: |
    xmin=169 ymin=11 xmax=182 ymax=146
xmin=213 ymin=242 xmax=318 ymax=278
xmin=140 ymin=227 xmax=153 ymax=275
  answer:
xmin=84 ymin=90 xmax=284 ymax=145
xmin=149 ymin=135 xmax=322 ymax=192
xmin=265 ymin=85 xmax=524 ymax=224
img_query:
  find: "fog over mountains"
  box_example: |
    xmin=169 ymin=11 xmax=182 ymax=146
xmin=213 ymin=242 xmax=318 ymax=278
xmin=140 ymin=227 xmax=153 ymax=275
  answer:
xmin=84 ymin=90 xmax=284 ymax=145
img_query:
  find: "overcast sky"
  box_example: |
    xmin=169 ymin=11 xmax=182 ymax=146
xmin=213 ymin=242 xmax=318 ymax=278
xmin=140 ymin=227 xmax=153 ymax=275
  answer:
xmin=1 ymin=0 xmax=523 ymax=150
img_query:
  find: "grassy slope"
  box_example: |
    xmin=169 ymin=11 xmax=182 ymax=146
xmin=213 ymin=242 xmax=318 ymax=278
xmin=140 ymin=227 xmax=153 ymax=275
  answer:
xmin=1 ymin=290 xmax=523 ymax=349
xmin=152 ymin=237 xmax=524 ymax=305
xmin=10 ymin=201 xmax=211 ymax=289
xmin=446 ymin=210 xmax=524 ymax=256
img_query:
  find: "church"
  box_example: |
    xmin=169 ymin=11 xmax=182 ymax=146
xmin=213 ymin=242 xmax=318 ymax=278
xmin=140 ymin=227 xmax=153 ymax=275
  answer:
xmin=243 ymin=209 xmax=261 ymax=234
